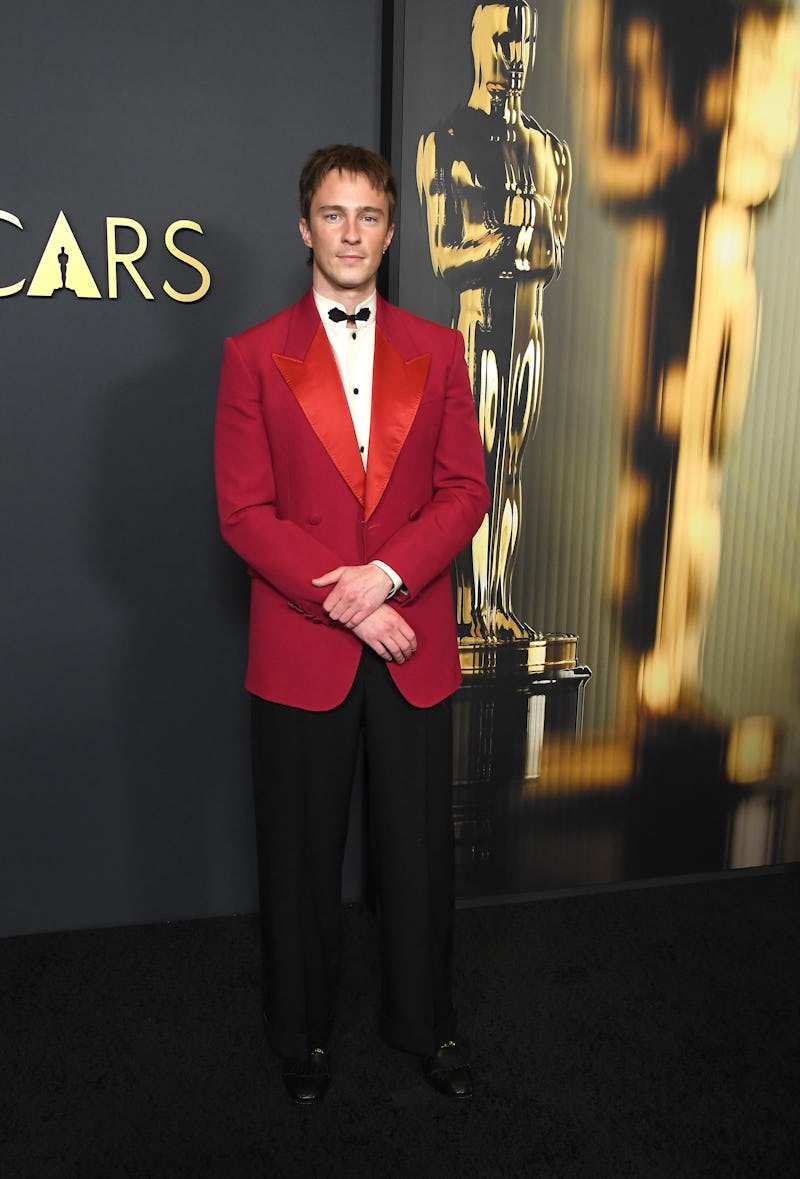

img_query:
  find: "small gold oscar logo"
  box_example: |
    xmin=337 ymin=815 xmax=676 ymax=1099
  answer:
xmin=27 ymin=210 xmax=102 ymax=298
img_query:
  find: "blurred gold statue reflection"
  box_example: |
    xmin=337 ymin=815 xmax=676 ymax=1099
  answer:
xmin=577 ymin=0 xmax=800 ymax=717
xmin=417 ymin=2 xmax=571 ymax=646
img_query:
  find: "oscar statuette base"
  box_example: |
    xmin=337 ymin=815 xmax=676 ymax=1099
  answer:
xmin=452 ymin=634 xmax=591 ymax=895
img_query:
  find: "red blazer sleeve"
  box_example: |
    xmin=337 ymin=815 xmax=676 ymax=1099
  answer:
xmin=374 ymin=328 xmax=489 ymax=599
xmin=214 ymin=335 xmax=344 ymax=621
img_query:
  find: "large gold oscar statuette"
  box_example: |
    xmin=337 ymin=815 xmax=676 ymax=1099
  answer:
xmin=417 ymin=1 xmax=579 ymax=680
xmin=417 ymin=3 xmax=590 ymax=888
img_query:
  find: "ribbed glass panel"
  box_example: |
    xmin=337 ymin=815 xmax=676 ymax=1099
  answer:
xmin=394 ymin=0 xmax=800 ymax=891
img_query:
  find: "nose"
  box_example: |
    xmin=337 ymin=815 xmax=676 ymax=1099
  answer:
xmin=341 ymin=214 xmax=361 ymax=241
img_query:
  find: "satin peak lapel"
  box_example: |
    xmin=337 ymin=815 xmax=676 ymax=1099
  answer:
xmin=272 ymin=323 xmax=365 ymax=505
xmin=366 ymin=327 xmax=430 ymax=519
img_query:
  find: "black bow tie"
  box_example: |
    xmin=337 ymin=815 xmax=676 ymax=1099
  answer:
xmin=328 ymin=307 xmax=371 ymax=325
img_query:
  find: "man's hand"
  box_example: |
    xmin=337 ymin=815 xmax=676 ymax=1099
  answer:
xmin=352 ymin=604 xmax=417 ymax=664
xmin=312 ymin=563 xmax=393 ymax=628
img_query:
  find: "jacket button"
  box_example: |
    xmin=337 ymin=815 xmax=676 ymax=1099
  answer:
xmin=308 ymin=514 xmax=321 ymax=525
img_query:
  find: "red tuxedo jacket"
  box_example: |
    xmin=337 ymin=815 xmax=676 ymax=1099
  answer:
xmin=214 ymin=289 xmax=489 ymax=710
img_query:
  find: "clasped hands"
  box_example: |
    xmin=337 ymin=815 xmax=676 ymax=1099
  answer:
xmin=311 ymin=564 xmax=416 ymax=664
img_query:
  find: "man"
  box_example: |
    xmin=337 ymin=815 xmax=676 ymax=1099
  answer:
xmin=417 ymin=2 xmax=570 ymax=645
xmin=214 ymin=145 xmax=488 ymax=1103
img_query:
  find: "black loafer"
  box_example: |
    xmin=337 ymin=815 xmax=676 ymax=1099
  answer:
xmin=422 ymin=1041 xmax=473 ymax=1100
xmin=282 ymin=1048 xmax=331 ymax=1104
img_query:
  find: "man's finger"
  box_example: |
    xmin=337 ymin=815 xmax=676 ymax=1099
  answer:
xmin=311 ymin=568 xmax=343 ymax=587
xmin=395 ymin=626 xmax=416 ymax=652
xmin=382 ymin=635 xmax=405 ymax=663
xmin=326 ymin=598 xmax=367 ymax=626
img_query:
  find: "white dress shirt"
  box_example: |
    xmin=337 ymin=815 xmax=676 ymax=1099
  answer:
xmin=313 ymin=289 xmax=402 ymax=596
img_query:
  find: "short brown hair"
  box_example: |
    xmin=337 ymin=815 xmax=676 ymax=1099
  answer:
xmin=299 ymin=144 xmax=398 ymax=224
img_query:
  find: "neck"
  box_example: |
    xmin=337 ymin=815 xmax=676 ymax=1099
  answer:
xmin=339 ymin=295 xmax=371 ymax=316
xmin=312 ymin=277 xmax=376 ymax=317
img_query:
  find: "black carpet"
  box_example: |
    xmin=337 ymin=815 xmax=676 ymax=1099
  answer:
xmin=3 ymin=869 xmax=798 ymax=1178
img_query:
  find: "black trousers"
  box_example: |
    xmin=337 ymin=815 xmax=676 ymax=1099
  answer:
xmin=250 ymin=646 xmax=456 ymax=1059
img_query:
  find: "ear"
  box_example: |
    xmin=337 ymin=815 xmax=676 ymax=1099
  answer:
xmin=299 ymin=218 xmax=312 ymax=249
xmin=384 ymin=222 xmax=396 ymax=251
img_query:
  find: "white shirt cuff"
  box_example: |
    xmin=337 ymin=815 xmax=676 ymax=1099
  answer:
xmin=372 ymin=560 xmax=403 ymax=599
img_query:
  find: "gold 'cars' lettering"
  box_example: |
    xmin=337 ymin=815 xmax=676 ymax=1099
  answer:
xmin=106 ymin=218 xmax=153 ymax=300
xmin=0 ymin=210 xmax=26 ymax=297
xmin=0 ymin=209 xmax=211 ymax=301
xmin=163 ymin=220 xmax=211 ymax=303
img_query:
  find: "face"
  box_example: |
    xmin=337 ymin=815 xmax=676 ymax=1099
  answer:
xmin=299 ymin=169 xmax=394 ymax=303
xmin=471 ymin=3 xmax=535 ymax=100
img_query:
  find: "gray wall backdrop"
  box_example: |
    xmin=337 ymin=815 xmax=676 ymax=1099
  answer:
xmin=1 ymin=0 xmax=382 ymax=937
xmin=4 ymin=1 xmax=799 ymax=939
